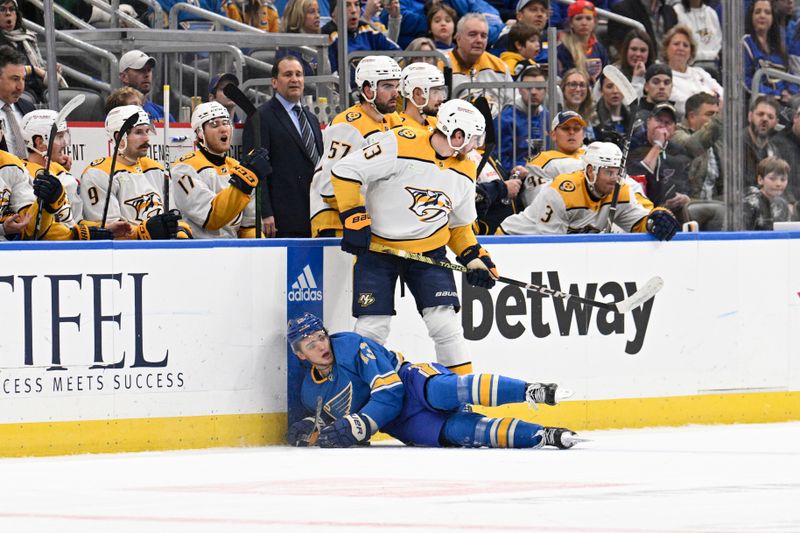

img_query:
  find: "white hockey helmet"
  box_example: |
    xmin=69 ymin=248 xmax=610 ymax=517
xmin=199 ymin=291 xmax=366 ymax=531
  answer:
xmin=191 ymin=101 xmax=230 ymax=134
xmin=21 ymin=109 xmax=68 ymax=155
xmin=355 ymin=55 xmax=401 ymax=101
xmin=400 ymin=62 xmax=446 ymax=110
xmin=583 ymin=141 xmax=623 ymax=187
xmin=104 ymin=105 xmax=152 ymax=143
xmin=435 ymin=99 xmax=486 ymax=153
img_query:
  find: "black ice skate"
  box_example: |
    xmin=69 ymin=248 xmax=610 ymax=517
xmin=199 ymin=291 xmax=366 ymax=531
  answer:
xmin=525 ymin=383 xmax=573 ymax=409
xmin=541 ymin=427 xmax=581 ymax=449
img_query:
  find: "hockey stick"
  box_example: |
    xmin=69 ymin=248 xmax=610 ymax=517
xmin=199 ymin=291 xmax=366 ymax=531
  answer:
xmin=162 ymin=84 xmax=171 ymax=211
xmin=100 ymin=112 xmax=140 ymax=229
xmin=306 ymin=396 xmax=324 ymax=447
xmin=222 ymin=84 xmax=262 ymax=238
xmin=33 ymin=94 xmax=85 ymax=240
xmin=368 ymin=242 xmax=663 ymax=314
xmin=601 ymin=65 xmax=639 ymax=232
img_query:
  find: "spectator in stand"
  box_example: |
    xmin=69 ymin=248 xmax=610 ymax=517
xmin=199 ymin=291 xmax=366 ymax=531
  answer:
xmin=363 ymin=0 xmax=402 ymax=43
xmin=277 ymin=0 xmax=322 ymax=76
xmin=744 ymin=156 xmax=794 ymax=230
xmin=609 ymin=29 xmax=655 ymax=97
xmin=771 ymin=99 xmax=800 ymax=205
xmin=491 ymin=0 xmax=549 ymax=61
xmin=499 ymin=23 xmax=540 ymax=79
xmin=404 ymin=36 xmax=439 ymax=66
xmin=744 ymin=95 xmax=780 ymax=187
xmin=389 ymin=0 xmax=503 ymax=49
xmin=593 ymin=72 xmax=631 ymax=144
xmin=627 ymin=102 xmax=691 ymax=218
xmin=672 ymin=0 xmax=722 ymax=71
xmin=427 ymin=3 xmax=457 ymax=52
xmin=498 ymin=64 xmax=547 ymax=170
xmin=327 ymin=0 xmax=401 ymax=75
xmin=224 ymin=0 xmax=280 ymax=31
xmin=104 ymin=86 xmax=144 ymax=115
xmin=633 ymin=63 xmax=673 ymax=125
xmin=607 ymin=0 xmax=677 ymax=58
xmin=118 ymin=50 xmax=175 ymax=123
xmin=0 ymin=0 xmax=66 ymax=103
xmin=448 ymin=13 xmax=512 ymax=117
xmin=744 ymin=0 xmax=794 ymax=106
xmin=557 ymin=1 xmax=608 ymax=83
xmin=670 ymin=92 xmax=725 ymax=231
xmin=661 ymin=24 xmax=722 ymax=117
xmin=774 ymin=0 xmax=795 ymax=40
xmin=208 ymin=73 xmax=241 ymax=124
xmin=560 ymin=68 xmax=596 ymax=142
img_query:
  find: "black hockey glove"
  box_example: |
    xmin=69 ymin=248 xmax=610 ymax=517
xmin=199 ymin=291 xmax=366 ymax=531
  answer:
xmin=136 ymin=209 xmax=182 ymax=240
xmin=240 ymin=147 xmax=271 ymax=181
xmin=32 ymin=172 xmax=66 ymax=213
xmin=71 ymin=222 xmax=114 ymax=240
xmin=646 ymin=207 xmax=680 ymax=241
xmin=339 ymin=206 xmax=371 ymax=256
xmin=287 ymin=417 xmax=318 ymax=447
xmin=457 ymin=244 xmax=498 ymax=289
xmin=229 ymin=164 xmax=259 ymax=195
xmin=318 ymin=414 xmax=371 ymax=448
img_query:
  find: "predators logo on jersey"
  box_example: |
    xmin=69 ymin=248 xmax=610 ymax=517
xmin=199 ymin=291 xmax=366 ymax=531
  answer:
xmin=559 ymin=180 xmax=576 ymax=192
xmin=405 ymin=186 xmax=453 ymax=223
xmin=124 ymin=192 xmax=163 ymax=222
xmin=396 ymin=128 xmax=416 ymax=140
xmin=345 ymin=111 xmax=362 ymax=122
xmin=0 ymin=188 xmax=11 ymax=216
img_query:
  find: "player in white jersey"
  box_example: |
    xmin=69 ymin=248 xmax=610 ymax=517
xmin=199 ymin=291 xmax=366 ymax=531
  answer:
xmin=331 ymin=99 xmax=499 ymax=375
xmin=171 ymin=102 xmax=269 ymax=239
xmin=81 ymin=105 xmax=189 ymax=240
xmin=499 ymin=141 xmax=680 ymax=239
xmin=309 ymin=55 xmax=402 ymax=237
xmin=398 ymin=62 xmax=447 ymax=132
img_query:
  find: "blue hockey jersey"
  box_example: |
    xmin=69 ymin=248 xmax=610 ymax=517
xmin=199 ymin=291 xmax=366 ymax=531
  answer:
xmin=300 ymin=332 xmax=405 ymax=430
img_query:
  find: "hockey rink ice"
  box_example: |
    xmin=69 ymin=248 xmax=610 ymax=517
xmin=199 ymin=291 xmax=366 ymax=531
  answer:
xmin=1 ymin=422 xmax=798 ymax=533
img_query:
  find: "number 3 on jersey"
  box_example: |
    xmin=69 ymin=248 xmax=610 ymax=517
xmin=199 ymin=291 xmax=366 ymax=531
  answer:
xmin=540 ymin=205 xmax=554 ymax=223
xmin=362 ymin=143 xmax=382 ymax=160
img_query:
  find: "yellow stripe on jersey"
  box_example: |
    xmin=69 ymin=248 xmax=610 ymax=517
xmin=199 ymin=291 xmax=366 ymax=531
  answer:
xmin=478 ymin=374 xmax=492 ymax=406
xmin=330 ymin=172 xmax=362 ymax=213
xmin=449 ymin=50 xmax=509 ymax=76
xmin=495 ymin=417 xmax=514 ymax=448
xmin=205 ymin=186 xmax=250 ymax=231
xmin=371 ymin=372 xmax=401 ymax=393
xmin=310 ymin=208 xmax=342 ymax=237
xmin=447 ymin=224 xmax=479 ymax=257
xmin=329 ymin=103 xmax=400 ymax=134
xmin=446 ymin=361 xmax=473 ymax=375
xmin=410 ymin=363 xmax=442 ymax=377
xmin=528 ymin=149 xmax=583 ymax=168
xmin=554 ymin=171 xmax=633 ymax=212
xmin=393 ymin=128 xmax=476 ymax=179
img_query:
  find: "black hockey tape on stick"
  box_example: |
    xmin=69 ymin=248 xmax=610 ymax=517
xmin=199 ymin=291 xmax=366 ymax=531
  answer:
xmin=368 ymin=243 xmax=663 ymax=313
xmin=100 ymin=112 xmax=139 ymax=229
xmin=306 ymin=396 xmax=324 ymax=447
xmin=33 ymin=94 xmax=85 ymax=240
xmin=223 ymin=84 xmax=262 ymax=238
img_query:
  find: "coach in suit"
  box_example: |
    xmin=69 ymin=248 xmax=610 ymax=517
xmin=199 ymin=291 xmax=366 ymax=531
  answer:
xmin=0 ymin=46 xmax=34 ymax=158
xmin=243 ymin=55 xmax=323 ymax=238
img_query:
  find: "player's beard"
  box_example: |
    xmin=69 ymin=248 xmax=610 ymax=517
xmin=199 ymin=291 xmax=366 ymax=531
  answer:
xmin=374 ymin=99 xmax=396 ymax=115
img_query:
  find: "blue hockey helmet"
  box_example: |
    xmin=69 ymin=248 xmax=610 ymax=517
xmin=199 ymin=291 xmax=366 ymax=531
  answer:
xmin=287 ymin=312 xmax=325 ymax=349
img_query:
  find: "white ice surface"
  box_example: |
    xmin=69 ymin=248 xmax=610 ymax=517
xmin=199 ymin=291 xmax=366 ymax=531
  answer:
xmin=1 ymin=422 xmax=799 ymax=533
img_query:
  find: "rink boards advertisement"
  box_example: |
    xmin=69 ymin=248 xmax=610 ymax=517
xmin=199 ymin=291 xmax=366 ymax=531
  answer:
xmin=1 ymin=233 xmax=799 ymax=456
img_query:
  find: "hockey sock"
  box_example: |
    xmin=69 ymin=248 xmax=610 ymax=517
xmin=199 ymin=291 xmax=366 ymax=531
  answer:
xmin=441 ymin=412 xmax=545 ymax=448
xmin=425 ymin=373 xmax=527 ymax=410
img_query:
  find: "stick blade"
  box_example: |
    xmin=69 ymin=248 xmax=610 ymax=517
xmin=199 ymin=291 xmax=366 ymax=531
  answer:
xmin=615 ymin=276 xmax=664 ymax=314
xmin=56 ymin=94 xmax=85 ymax=124
xmin=602 ymin=65 xmax=638 ymax=107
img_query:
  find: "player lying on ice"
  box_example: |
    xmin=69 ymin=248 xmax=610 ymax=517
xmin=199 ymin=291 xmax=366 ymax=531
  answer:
xmin=286 ymin=312 xmax=581 ymax=449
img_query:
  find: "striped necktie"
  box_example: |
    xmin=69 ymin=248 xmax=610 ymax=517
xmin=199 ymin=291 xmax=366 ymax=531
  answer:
xmin=293 ymin=104 xmax=320 ymax=165
xmin=4 ymin=103 xmax=27 ymax=159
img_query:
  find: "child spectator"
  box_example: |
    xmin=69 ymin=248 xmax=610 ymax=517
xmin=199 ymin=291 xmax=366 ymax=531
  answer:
xmin=499 ymin=23 xmax=541 ymax=79
xmin=427 ymin=3 xmax=457 ymax=51
xmin=556 ymin=0 xmax=608 ymax=83
xmin=744 ymin=156 xmax=793 ymax=230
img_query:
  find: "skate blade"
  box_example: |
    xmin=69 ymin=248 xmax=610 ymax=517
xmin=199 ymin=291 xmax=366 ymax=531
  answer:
xmin=561 ymin=435 xmax=591 ymax=448
xmin=555 ymin=388 xmax=574 ymax=402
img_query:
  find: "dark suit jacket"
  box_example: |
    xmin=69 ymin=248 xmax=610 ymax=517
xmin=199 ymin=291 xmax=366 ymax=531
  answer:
xmin=243 ymin=96 xmax=323 ymax=238
xmin=0 ymin=98 xmax=34 ymax=154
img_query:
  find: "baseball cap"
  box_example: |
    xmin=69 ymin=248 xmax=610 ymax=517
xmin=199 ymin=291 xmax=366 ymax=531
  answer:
xmin=551 ymin=110 xmax=587 ymax=130
xmin=208 ymin=73 xmax=240 ymax=96
xmin=119 ymin=50 xmax=156 ymax=73
xmin=515 ymin=0 xmax=547 ymax=13
xmin=567 ymin=0 xmax=596 ymax=18
xmin=645 ymin=63 xmax=672 ymax=82
xmin=649 ymin=102 xmax=677 ymax=121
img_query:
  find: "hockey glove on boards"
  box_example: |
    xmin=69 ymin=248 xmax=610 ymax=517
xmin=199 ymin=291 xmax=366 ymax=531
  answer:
xmin=136 ymin=209 xmax=182 ymax=240
xmin=317 ymin=413 xmax=371 ymax=448
xmin=71 ymin=222 xmax=113 ymax=240
xmin=646 ymin=207 xmax=680 ymax=241
xmin=287 ymin=417 xmax=318 ymax=447
xmin=339 ymin=206 xmax=371 ymax=256
xmin=457 ymin=244 xmax=498 ymax=289
xmin=32 ymin=172 xmax=66 ymax=213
